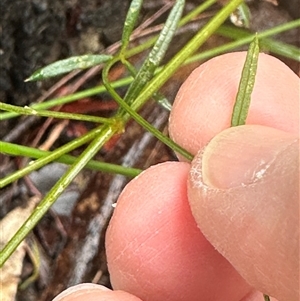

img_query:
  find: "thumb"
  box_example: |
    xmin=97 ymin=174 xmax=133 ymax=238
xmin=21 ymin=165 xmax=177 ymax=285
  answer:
xmin=187 ymin=125 xmax=299 ymax=301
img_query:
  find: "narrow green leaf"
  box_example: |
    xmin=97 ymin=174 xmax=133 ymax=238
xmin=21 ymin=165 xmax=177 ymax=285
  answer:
xmin=260 ymin=38 xmax=300 ymax=62
xmin=147 ymin=0 xmax=185 ymax=65
xmin=25 ymin=54 xmax=113 ymax=82
xmin=0 ymin=102 xmax=112 ymax=124
xmin=231 ymin=35 xmax=260 ymax=127
xmin=123 ymin=0 xmax=185 ymax=106
xmin=217 ymin=24 xmax=300 ymax=62
xmin=0 ymin=141 xmax=141 ymax=186
xmin=120 ymin=0 xmax=143 ymax=55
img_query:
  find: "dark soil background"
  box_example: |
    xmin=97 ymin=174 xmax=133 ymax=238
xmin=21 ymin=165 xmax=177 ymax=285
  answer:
xmin=0 ymin=0 xmax=130 ymax=106
xmin=0 ymin=1 xmax=299 ymax=300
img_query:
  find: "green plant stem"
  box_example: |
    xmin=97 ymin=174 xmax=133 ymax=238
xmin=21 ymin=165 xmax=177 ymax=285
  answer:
xmin=0 ymin=125 xmax=106 ymax=188
xmin=179 ymin=0 xmax=217 ymax=26
xmin=0 ymin=141 xmax=141 ymax=184
xmin=0 ymin=102 xmax=113 ymax=124
xmin=0 ymin=76 xmax=134 ymax=120
xmin=103 ymin=64 xmax=193 ymax=160
xmin=0 ymin=124 xmax=116 ymax=267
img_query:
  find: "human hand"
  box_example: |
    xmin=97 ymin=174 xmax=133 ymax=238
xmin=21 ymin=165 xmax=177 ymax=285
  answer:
xmin=53 ymin=52 xmax=299 ymax=301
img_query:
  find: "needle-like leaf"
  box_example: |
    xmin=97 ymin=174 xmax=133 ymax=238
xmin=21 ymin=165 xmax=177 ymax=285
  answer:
xmin=230 ymin=34 xmax=270 ymax=301
xmin=120 ymin=0 xmax=144 ymax=55
xmin=231 ymin=35 xmax=259 ymax=127
xmin=123 ymin=0 xmax=185 ymax=106
xmin=25 ymin=54 xmax=112 ymax=81
xmin=0 ymin=141 xmax=141 ymax=188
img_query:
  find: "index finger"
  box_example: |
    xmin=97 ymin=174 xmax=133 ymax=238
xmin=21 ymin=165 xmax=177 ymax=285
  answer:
xmin=169 ymin=52 xmax=299 ymax=157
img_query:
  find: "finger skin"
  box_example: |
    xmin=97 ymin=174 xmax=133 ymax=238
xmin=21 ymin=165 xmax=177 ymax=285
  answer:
xmin=106 ymin=162 xmax=252 ymax=301
xmin=52 ymin=284 xmax=143 ymax=301
xmin=169 ymin=52 xmax=299 ymax=157
xmin=168 ymin=52 xmax=299 ymax=300
xmin=60 ymin=53 xmax=299 ymax=301
xmin=188 ymin=126 xmax=299 ymax=301
xmin=241 ymin=291 xmax=278 ymax=301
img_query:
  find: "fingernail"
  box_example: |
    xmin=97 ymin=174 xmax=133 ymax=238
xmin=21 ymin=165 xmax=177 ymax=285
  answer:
xmin=196 ymin=125 xmax=297 ymax=189
xmin=53 ymin=283 xmax=109 ymax=301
